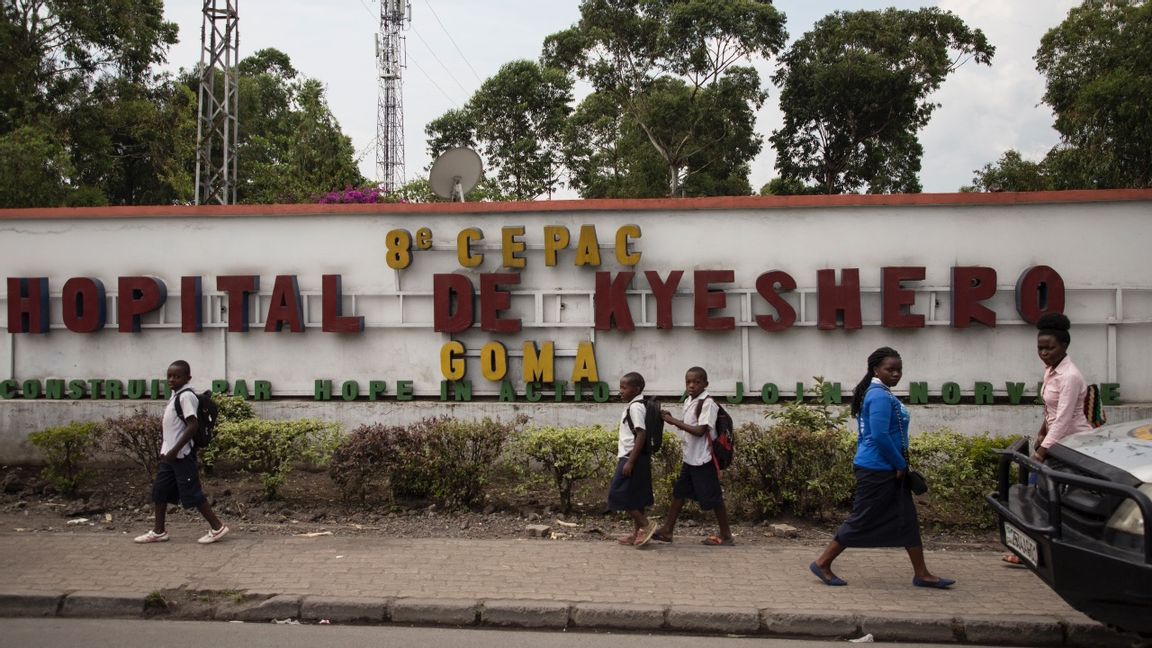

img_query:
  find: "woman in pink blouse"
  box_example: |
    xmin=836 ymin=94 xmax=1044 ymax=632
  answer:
xmin=1032 ymin=313 xmax=1094 ymax=463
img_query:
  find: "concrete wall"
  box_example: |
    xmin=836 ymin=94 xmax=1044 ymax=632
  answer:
xmin=2 ymin=192 xmax=1150 ymax=463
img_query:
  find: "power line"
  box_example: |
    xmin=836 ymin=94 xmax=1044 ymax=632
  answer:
xmin=408 ymin=53 xmax=460 ymax=108
xmin=422 ymin=0 xmax=484 ymax=83
xmin=410 ymin=26 xmax=470 ymax=95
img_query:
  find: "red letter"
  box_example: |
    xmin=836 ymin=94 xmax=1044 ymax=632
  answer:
xmin=181 ymin=276 xmax=202 ymax=333
xmin=7 ymin=277 xmax=50 ymax=334
xmin=644 ymin=271 xmax=682 ymax=330
xmin=817 ymin=268 xmax=862 ymax=330
xmin=755 ymin=271 xmax=796 ymax=332
xmin=433 ymin=274 xmax=474 ymax=333
xmin=881 ymin=266 xmax=925 ymax=328
xmin=1016 ymin=265 xmax=1065 ymax=325
xmin=216 ymin=275 xmax=259 ymax=332
xmin=265 ymin=275 xmax=304 ymax=332
xmin=694 ymin=270 xmax=735 ymax=331
xmin=322 ymin=275 xmax=364 ymax=333
xmin=118 ymin=276 xmax=167 ymax=333
xmin=62 ymin=278 xmax=106 ymax=333
xmin=595 ymin=272 xmax=636 ymax=331
xmin=952 ymin=266 xmax=997 ymax=328
xmin=480 ymin=273 xmax=521 ymax=333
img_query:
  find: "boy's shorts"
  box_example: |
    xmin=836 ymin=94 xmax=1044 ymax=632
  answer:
xmin=607 ymin=454 xmax=654 ymax=512
xmin=152 ymin=454 xmax=207 ymax=508
xmin=672 ymin=462 xmax=724 ymax=510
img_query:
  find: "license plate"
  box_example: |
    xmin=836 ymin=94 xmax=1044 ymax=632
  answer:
xmin=1004 ymin=521 xmax=1039 ymax=567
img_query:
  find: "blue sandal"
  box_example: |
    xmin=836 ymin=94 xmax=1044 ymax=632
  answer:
xmin=809 ymin=562 xmax=847 ymax=586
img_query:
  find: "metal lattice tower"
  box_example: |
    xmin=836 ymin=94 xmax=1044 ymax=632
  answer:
xmin=376 ymin=0 xmax=410 ymax=193
xmin=194 ymin=0 xmax=240 ymax=205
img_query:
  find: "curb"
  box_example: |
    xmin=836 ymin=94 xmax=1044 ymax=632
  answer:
xmin=0 ymin=589 xmax=1134 ymax=646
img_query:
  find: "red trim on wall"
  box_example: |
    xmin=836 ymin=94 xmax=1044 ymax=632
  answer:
xmin=2 ymin=189 xmax=1150 ymax=220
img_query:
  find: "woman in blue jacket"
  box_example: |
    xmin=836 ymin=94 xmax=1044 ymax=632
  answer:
xmin=809 ymin=347 xmax=955 ymax=589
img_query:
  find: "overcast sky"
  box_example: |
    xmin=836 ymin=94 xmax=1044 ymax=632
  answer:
xmin=161 ymin=0 xmax=1080 ymax=195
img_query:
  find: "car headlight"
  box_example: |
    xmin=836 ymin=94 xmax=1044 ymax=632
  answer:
xmin=1106 ymin=483 xmax=1152 ymax=536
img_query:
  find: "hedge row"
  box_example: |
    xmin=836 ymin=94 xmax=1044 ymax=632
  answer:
xmin=22 ymin=396 xmax=1019 ymax=527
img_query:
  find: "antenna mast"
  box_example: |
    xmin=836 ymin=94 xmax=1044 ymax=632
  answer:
xmin=376 ymin=0 xmax=410 ymax=193
xmin=194 ymin=0 xmax=240 ymax=205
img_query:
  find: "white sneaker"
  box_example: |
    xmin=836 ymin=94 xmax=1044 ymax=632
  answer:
xmin=134 ymin=530 xmax=169 ymax=544
xmin=198 ymin=525 xmax=230 ymax=544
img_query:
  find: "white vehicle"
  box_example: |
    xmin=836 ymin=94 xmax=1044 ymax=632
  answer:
xmin=987 ymin=418 xmax=1152 ymax=637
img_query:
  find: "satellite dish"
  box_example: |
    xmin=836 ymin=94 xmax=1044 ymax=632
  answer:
xmin=429 ymin=147 xmax=483 ymax=202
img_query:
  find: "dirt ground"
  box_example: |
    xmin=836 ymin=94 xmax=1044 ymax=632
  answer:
xmin=0 ymin=463 xmax=1000 ymax=550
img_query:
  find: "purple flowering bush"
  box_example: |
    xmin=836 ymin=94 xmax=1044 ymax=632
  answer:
xmin=315 ymin=186 xmax=405 ymax=204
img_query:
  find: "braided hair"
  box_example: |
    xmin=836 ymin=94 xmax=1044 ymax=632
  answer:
xmin=1036 ymin=313 xmax=1071 ymax=347
xmin=850 ymin=347 xmax=901 ymax=417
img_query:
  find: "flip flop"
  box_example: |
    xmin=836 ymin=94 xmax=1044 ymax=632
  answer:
xmin=1001 ymin=553 xmax=1024 ymax=566
xmin=617 ymin=531 xmax=637 ymax=545
xmin=912 ymin=576 xmax=956 ymax=589
xmin=809 ymin=561 xmax=847 ymax=586
xmin=650 ymin=531 xmax=673 ymax=543
xmin=701 ymin=534 xmax=735 ymax=546
xmin=635 ymin=522 xmax=658 ymax=548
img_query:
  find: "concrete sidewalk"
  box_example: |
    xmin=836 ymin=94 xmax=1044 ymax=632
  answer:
xmin=0 ymin=523 xmax=1132 ymax=646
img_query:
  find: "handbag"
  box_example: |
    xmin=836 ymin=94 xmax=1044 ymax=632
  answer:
xmin=905 ymin=469 xmax=928 ymax=495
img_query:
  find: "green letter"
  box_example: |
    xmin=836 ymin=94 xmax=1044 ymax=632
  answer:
xmin=727 ymin=382 xmax=744 ymax=404
xmin=974 ymin=381 xmax=994 ymax=405
xmin=314 ymin=380 xmax=333 ymax=401
xmin=760 ymin=383 xmax=779 ymax=404
xmin=1005 ymin=382 xmax=1026 ymax=405
xmin=1101 ymin=383 xmax=1120 ymax=405
xmin=396 ymin=380 xmax=414 ymax=401
xmin=340 ymin=380 xmax=359 ymax=401
xmin=908 ymin=382 xmax=929 ymax=405
xmin=369 ymin=381 xmax=388 ymax=401
xmin=499 ymin=381 xmax=517 ymax=402
xmin=941 ymin=382 xmax=962 ymax=405
xmin=44 ymin=379 xmax=65 ymax=399
xmin=253 ymin=380 xmax=272 ymax=400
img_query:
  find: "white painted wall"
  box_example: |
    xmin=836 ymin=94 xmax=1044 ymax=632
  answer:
xmin=1 ymin=195 xmax=1150 ymax=462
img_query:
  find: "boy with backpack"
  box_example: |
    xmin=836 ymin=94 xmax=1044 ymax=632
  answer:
xmin=134 ymin=360 xmax=229 ymax=545
xmin=609 ymin=372 xmax=658 ymax=547
xmin=653 ymin=366 xmax=735 ymax=546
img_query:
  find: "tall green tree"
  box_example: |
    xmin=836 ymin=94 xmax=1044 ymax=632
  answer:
xmin=770 ymin=8 xmax=994 ymax=194
xmin=1035 ymin=0 xmax=1152 ymax=188
xmin=426 ymin=60 xmax=572 ymax=200
xmin=961 ymin=150 xmax=1053 ymax=193
xmin=0 ymin=0 xmax=180 ymax=206
xmin=544 ymin=0 xmax=786 ymax=197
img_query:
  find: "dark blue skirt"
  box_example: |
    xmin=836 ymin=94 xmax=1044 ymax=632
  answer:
xmin=834 ymin=467 xmax=922 ymax=548
xmin=607 ymin=455 xmax=654 ymax=512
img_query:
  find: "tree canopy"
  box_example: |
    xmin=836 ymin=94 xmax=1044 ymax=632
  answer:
xmin=543 ymin=0 xmax=785 ymax=196
xmin=1034 ymin=0 xmax=1151 ymax=188
xmin=770 ymin=8 xmax=993 ymax=194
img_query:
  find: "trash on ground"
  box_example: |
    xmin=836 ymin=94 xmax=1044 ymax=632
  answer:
xmin=555 ymin=519 xmax=579 ymax=528
xmin=272 ymin=618 xmax=300 ymax=625
xmin=293 ymin=531 xmax=333 ymax=538
xmin=66 ymin=518 xmax=89 ymax=525
xmin=849 ymin=634 xmax=874 ymax=643
xmin=104 ymin=513 xmax=113 ymax=523
xmin=318 ymin=619 xmax=331 ymax=625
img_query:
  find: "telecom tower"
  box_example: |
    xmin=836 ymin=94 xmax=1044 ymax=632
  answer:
xmin=377 ymin=0 xmax=410 ymax=193
xmin=194 ymin=0 xmax=240 ymax=205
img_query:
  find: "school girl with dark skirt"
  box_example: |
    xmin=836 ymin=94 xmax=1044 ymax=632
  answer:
xmin=809 ymin=347 xmax=955 ymax=589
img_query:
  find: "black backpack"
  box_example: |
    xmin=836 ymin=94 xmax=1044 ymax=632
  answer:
xmin=625 ymin=396 xmax=665 ymax=453
xmin=174 ymin=388 xmax=219 ymax=450
xmin=695 ymin=397 xmax=736 ymax=470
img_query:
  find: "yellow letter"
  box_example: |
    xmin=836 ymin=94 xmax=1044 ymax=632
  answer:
xmin=440 ymin=341 xmax=465 ymax=380
xmin=522 ymin=341 xmax=555 ymax=383
xmin=543 ymin=226 xmax=570 ymax=267
xmin=480 ymin=342 xmax=508 ymax=381
xmin=502 ymin=226 xmax=526 ymax=269
xmin=457 ymin=228 xmax=484 ymax=268
xmin=615 ymin=225 xmax=642 ymax=266
xmin=415 ymin=227 xmax=433 ymax=250
xmin=574 ymin=225 xmax=601 ymax=266
xmin=570 ymin=341 xmax=599 ymax=383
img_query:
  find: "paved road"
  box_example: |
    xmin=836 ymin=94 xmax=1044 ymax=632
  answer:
xmin=0 ymin=618 xmax=1018 ymax=648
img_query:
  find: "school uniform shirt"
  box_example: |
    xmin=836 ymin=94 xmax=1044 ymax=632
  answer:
xmin=1040 ymin=356 xmax=1093 ymax=449
xmin=161 ymin=387 xmax=200 ymax=459
xmin=618 ymin=394 xmax=647 ymax=458
xmin=679 ymin=391 xmax=719 ymax=466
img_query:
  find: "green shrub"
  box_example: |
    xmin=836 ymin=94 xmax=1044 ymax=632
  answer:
xmin=909 ymin=429 xmax=1020 ymax=527
xmin=28 ymin=421 xmax=104 ymax=497
xmin=214 ymin=394 xmax=255 ymax=424
xmin=512 ymin=425 xmax=616 ymax=514
xmin=206 ymin=418 xmax=342 ymax=500
xmin=728 ymin=422 xmax=857 ymax=520
xmin=329 ymin=417 xmax=515 ymax=510
xmin=650 ymin=433 xmax=683 ymax=511
xmin=102 ymin=409 xmax=163 ymax=482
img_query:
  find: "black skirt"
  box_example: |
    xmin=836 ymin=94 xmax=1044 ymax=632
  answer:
xmin=607 ymin=454 xmax=654 ymax=512
xmin=834 ymin=467 xmax=922 ymax=548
